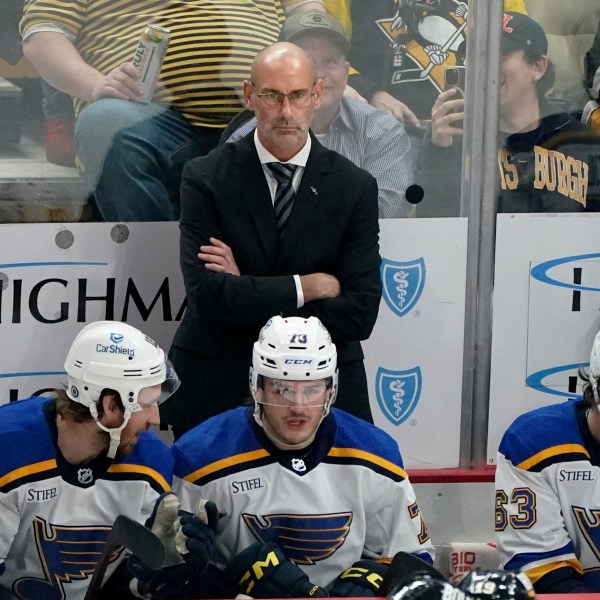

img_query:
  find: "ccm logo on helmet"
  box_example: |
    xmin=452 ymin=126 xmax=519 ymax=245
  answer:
xmin=284 ymin=359 xmax=312 ymax=365
xmin=96 ymin=343 xmax=135 ymax=356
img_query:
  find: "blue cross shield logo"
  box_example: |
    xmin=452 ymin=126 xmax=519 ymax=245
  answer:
xmin=375 ymin=367 xmax=422 ymax=426
xmin=381 ymin=258 xmax=426 ymax=317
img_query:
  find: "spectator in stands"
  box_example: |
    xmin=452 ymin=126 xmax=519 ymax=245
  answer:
xmin=583 ymin=18 xmax=600 ymax=134
xmin=171 ymin=315 xmax=435 ymax=597
xmin=495 ymin=328 xmax=600 ymax=593
xmin=223 ymin=11 xmax=414 ymax=218
xmin=161 ymin=42 xmax=381 ymax=437
xmin=322 ymin=0 xmax=526 ymax=125
xmin=319 ymin=0 xmax=526 ymax=167
xmin=20 ymin=0 xmax=321 ymax=222
xmin=417 ymin=11 xmax=600 ymax=215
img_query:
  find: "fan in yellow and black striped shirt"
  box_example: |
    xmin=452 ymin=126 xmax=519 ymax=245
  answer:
xmin=20 ymin=0 xmax=323 ymax=127
xmin=19 ymin=0 xmax=323 ymax=221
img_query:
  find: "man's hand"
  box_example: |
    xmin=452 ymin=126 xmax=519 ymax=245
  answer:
xmin=225 ymin=542 xmax=328 ymax=598
xmin=198 ymin=237 xmax=241 ymax=275
xmin=327 ymin=559 xmax=389 ymax=597
xmin=371 ymin=90 xmax=420 ymax=128
xmin=300 ymin=273 xmax=341 ymax=302
xmin=431 ymin=88 xmax=464 ymax=147
xmin=89 ymin=62 xmax=144 ymax=102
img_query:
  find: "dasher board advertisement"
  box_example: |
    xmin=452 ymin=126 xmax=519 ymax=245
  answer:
xmin=488 ymin=214 xmax=600 ymax=463
xmin=0 ymin=220 xmax=468 ymax=468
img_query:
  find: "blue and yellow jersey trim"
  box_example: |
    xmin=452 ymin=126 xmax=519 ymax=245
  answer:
xmin=174 ymin=407 xmax=408 ymax=484
xmin=0 ymin=459 xmax=59 ymax=493
xmin=517 ymin=443 xmax=590 ymax=473
xmin=505 ymin=542 xmax=580 ymax=579
xmin=0 ymin=457 xmax=171 ymax=495
xmin=325 ymin=447 xmax=407 ymax=482
xmin=184 ymin=446 xmax=408 ymax=485
xmin=106 ymin=464 xmax=171 ymax=494
xmin=499 ymin=401 xmax=589 ymax=471
xmin=525 ymin=559 xmax=584 ymax=584
xmin=116 ymin=431 xmax=174 ymax=490
xmin=184 ymin=448 xmax=272 ymax=486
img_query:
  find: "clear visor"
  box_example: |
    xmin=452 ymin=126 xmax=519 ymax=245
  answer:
xmin=135 ymin=360 xmax=181 ymax=410
xmin=260 ymin=378 xmax=330 ymax=407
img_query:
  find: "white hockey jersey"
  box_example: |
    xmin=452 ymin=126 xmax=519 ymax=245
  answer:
xmin=0 ymin=396 xmax=173 ymax=600
xmin=495 ymin=399 xmax=600 ymax=591
xmin=173 ymin=407 xmax=435 ymax=587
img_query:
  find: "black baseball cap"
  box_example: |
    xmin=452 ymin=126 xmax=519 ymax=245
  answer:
xmin=281 ymin=11 xmax=350 ymax=54
xmin=502 ymin=12 xmax=548 ymax=56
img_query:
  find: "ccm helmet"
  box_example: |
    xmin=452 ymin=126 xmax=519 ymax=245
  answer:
xmin=64 ymin=321 xmax=179 ymax=457
xmin=459 ymin=570 xmax=535 ymax=600
xmin=590 ymin=330 xmax=600 ymax=403
xmin=250 ymin=316 xmax=338 ymax=421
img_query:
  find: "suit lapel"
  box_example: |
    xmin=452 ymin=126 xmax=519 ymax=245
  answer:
xmin=235 ymin=136 xmax=280 ymax=270
xmin=277 ymin=138 xmax=331 ymax=268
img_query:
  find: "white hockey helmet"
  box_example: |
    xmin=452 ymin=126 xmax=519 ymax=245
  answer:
xmin=590 ymin=329 xmax=600 ymax=403
xmin=250 ymin=316 xmax=338 ymax=421
xmin=64 ymin=321 xmax=179 ymax=457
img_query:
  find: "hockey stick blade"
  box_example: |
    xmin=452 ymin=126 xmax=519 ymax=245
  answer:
xmin=84 ymin=514 xmax=166 ymax=600
xmin=380 ymin=551 xmax=446 ymax=596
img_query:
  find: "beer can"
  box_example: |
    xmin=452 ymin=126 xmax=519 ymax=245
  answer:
xmin=132 ymin=24 xmax=170 ymax=103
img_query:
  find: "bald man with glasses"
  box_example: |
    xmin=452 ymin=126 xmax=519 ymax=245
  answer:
xmin=162 ymin=42 xmax=382 ymax=438
xmin=224 ymin=11 xmax=414 ymax=219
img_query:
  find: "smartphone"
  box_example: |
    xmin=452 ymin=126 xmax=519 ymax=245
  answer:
xmin=444 ymin=66 xmax=466 ymax=95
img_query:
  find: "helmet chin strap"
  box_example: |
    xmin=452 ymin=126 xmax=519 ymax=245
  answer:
xmin=89 ymin=404 xmax=133 ymax=459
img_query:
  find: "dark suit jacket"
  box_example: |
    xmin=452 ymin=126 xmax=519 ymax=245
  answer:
xmin=163 ymin=132 xmax=381 ymax=428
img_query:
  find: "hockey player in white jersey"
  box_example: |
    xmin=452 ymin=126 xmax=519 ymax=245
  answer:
xmin=172 ymin=315 xmax=435 ymax=597
xmin=0 ymin=321 xmax=217 ymax=600
xmin=495 ymin=329 xmax=600 ymax=593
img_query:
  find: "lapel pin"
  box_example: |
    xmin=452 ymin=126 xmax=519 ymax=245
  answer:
xmin=310 ymin=186 xmax=318 ymax=195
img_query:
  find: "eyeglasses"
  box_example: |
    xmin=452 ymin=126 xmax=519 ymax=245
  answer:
xmin=251 ymin=84 xmax=316 ymax=108
xmin=263 ymin=380 xmax=329 ymax=406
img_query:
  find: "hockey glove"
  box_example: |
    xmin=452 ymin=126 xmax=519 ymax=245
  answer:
xmin=128 ymin=493 xmax=219 ymax=599
xmin=225 ymin=541 xmax=329 ymax=598
xmin=327 ymin=559 xmax=389 ymax=597
xmin=174 ymin=498 xmax=219 ymax=571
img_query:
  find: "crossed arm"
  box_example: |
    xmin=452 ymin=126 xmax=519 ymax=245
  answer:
xmin=179 ymin=157 xmax=381 ymax=342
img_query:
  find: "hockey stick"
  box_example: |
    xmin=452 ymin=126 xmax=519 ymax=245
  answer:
xmin=84 ymin=514 xmax=166 ymax=600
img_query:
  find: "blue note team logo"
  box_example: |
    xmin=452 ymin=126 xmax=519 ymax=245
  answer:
xmin=376 ymin=367 xmax=422 ymax=426
xmin=528 ymin=252 xmax=600 ymax=398
xmin=381 ymin=258 xmax=426 ymax=318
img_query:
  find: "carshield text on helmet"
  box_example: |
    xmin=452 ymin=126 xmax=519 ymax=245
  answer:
xmin=64 ymin=320 xmax=179 ymax=457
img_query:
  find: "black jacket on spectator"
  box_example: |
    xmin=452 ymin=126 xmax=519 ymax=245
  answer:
xmin=416 ymin=104 xmax=600 ymax=215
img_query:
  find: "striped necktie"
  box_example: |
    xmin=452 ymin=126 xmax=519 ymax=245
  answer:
xmin=267 ymin=162 xmax=298 ymax=233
